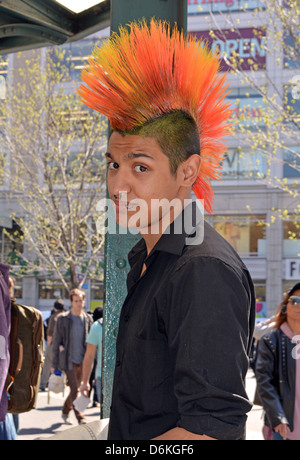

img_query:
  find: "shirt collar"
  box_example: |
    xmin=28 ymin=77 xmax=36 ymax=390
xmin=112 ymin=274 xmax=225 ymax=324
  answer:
xmin=128 ymin=200 xmax=203 ymax=267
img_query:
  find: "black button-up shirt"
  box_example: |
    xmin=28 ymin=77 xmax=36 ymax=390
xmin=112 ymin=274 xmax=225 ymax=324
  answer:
xmin=108 ymin=207 xmax=256 ymax=440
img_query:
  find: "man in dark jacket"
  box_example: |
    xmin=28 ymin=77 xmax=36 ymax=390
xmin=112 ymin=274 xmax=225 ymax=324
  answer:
xmin=52 ymin=288 xmax=93 ymax=425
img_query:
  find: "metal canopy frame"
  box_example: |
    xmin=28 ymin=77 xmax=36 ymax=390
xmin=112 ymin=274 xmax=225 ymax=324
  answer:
xmin=0 ymin=0 xmax=111 ymax=54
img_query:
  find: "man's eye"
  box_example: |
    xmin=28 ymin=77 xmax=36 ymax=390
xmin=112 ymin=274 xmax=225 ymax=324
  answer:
xmin=108 ymin=162 xmax=119 ymax=170
xmin=135 ymin=165 xmax=147 ymax=173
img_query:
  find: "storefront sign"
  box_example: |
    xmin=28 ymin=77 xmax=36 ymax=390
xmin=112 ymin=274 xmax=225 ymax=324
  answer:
xmin=285 ymin=259 xmax=300 ymax=280
xmin=190 ymin=28 xmax=266 ymax=71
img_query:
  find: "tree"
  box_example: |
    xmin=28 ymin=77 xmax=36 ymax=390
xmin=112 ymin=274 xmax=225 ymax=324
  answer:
xmin=0 ymin=47 xmax=107 ymax=291
xmin=205 ymin=0 xmax=300 ymax=194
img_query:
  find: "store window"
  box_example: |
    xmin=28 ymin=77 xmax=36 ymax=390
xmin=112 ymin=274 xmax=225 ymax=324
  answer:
xmin=11 ymin=277 xmax=23 ymax=299
xmin=285 ymin=88 xmax=300 ymax=130
xmin=227 ymin=87 xmax=265 ymax=130
xmin=254 ymin=281 xmax=267 ymax=318
xmin=283 ymin=146 xmax=300 ymax=178
xmin=213 ymin=215 xmax=267 ymax=257
xmin=222 ymin=147 xmax=266 ymax=180
xmin=284 ymin=34 xmax=300 ymax=70
xmin=188 ymin=0 xmax=265 ymax=15
xmin=39 ymin=279 xmax=69 ymax=300
xmin=0 ymin=222 xmax=23 ymax=264
xmin=283 ymin=218 xmax=300 ymax=258
xmin=50 ymin=37 xmax=103 ymax=82
xmin=90 ymin=281 xmax=104 ymax=311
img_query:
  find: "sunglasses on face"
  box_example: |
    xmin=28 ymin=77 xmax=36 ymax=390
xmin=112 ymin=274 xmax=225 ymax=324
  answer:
xmin=289 ymin=296 xmax=300 ymax=306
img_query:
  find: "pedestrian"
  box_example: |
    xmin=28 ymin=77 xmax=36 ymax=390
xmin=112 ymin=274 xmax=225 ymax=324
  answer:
xmin=79 ymin=19 xmax=256 ymax=440
xmin=40 ymin=299 xmax=65 ymax=391
xmin=0 ymin=271 xmax=18 ymax=440
xmin=256 ymin=282 xmax=300 ymax=440
xmin=80 ymin=306 xmax=103 ymax=405
xmin=51 ymin=288 xmax=93 ymax=425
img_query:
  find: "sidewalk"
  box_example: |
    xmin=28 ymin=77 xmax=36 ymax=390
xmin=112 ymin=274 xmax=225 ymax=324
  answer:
xmin=245 ymin=369 xmax=264 ymax=440
xmin=17 ymin=391 xmax=101 ymax=440
xmin=16 ymin=371 xmax=264 ymax=440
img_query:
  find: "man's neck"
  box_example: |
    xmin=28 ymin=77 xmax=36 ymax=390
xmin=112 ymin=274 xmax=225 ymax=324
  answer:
xmin=71 ymin=308 xmax=83 ymax=317
xmin=139 ymin=194 xmax=191 ymax=255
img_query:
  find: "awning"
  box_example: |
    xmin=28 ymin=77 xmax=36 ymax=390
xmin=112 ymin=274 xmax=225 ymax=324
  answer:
xmin=0 ymin=0 xmax=110 ymax=54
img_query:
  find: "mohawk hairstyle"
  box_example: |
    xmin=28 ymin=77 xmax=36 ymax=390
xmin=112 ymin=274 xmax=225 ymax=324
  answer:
xmin=78 ymin=19 xmax=232 ymax=213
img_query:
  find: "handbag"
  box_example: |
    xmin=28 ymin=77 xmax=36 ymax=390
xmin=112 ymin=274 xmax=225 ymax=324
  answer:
xmin=48 ymin=371 xmax=65 ymax=394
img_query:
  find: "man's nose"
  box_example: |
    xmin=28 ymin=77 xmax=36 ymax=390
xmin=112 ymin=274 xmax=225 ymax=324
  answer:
xmin=109 ymin=171 xmax=131 ymax=199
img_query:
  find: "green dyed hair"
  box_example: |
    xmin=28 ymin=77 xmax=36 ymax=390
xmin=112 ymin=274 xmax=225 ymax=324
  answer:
xmin=115 ymin=110 xmax=200 ymax=175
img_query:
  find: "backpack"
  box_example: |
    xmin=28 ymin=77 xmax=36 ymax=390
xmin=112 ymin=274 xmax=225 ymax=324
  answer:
xmin=5 ymin=300 xmax=44 ymax=414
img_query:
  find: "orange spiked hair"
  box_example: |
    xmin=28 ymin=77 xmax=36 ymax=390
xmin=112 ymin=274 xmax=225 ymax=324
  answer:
xmin=78 ymin=19 xmax=232 ymax=213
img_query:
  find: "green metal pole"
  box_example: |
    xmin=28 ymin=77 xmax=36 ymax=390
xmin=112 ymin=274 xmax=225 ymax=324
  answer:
xmin=102 ymin=0 xmax=188 ymax=419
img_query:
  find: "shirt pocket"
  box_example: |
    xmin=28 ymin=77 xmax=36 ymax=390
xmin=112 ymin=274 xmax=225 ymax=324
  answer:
xmin=122 ymin=335 xmax=167 ymax=415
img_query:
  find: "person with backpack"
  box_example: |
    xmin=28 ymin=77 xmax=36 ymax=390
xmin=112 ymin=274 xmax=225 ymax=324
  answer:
xmin=0 ymin=270 xmax=18 ymax=440
xmin=0 ymin=264 xmax=10 ymax=423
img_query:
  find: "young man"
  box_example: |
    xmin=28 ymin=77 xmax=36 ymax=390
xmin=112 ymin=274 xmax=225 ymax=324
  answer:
xmin=79 ymin=20 xmax=256 ymax=440
xmin=52 ymin=289 xmax=93 ymax=425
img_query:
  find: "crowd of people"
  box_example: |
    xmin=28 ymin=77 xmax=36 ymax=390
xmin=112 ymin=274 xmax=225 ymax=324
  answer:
xmin=2 ymin=263 xmax=300 ymax=441
xmin=0 ymin=273 xmax=103 ymax=440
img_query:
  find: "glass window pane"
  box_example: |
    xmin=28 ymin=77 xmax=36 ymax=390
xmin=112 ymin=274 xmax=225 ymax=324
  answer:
xmin=283 ymin=219 xmax=300 ymax=258
xmin=39 ymin=279 xmax=68 ymax=300
xmin=213 ymin=215 xmax=266 ymax=257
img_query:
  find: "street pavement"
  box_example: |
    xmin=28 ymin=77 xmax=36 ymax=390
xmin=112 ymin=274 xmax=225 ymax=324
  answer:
xmin=16 ymin=370 xmax=264 ymax=441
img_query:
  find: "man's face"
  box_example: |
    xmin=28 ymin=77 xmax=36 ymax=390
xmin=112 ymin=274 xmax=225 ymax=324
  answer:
xmin=106 ymin=132 xmax=186 ymax=233
xmin=71 ymin=294 xmax=85 ymax=314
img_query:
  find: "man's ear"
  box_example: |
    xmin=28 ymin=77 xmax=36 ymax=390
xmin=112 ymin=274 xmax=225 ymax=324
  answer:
xmin=179 ymin=155 xmax=201 ymax=188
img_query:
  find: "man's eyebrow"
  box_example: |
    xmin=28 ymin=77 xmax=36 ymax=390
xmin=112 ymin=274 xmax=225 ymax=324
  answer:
xmin=127 ymin=152 xmax=154 ymax=160
xmin=105 ymin=152 xmax=154 ymax=160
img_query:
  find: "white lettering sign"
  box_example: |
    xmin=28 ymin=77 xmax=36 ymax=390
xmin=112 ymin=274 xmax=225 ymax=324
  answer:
xmin=211 ymin=37 xmax=266 ymax=60
xmin=285 ymin=259 xmax=300 ymax=280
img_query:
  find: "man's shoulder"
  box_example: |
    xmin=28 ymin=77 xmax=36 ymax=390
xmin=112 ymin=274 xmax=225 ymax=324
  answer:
xmin=180 ymin=221 xmax=247 ymax=274
xmin=55 ymin=310 xmax=71 ymax=324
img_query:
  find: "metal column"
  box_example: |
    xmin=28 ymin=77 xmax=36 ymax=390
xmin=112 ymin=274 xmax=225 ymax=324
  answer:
xmin=102 ymin=0 xmax=188 ymax=418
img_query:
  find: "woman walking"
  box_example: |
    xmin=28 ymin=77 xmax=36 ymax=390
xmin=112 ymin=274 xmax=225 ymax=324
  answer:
xmin=256 ymin=282 xmax=300 ymax=440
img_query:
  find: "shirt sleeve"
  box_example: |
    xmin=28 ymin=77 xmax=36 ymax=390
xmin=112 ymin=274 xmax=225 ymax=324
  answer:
xmin=86 ymin=321 xmax=102 ymax=347
xmin=162 ymin=256 xmax=253 ymax=440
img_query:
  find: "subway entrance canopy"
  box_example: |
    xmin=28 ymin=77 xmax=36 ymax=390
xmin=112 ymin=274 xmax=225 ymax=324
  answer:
xmin=0 ymin=0 xmax=187 ymax=54
xmin=0 ymin=0 xmax=111 ymax=54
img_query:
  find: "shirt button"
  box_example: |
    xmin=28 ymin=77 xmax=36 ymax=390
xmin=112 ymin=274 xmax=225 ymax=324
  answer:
xmin=116 ymin=359 xmax=121 ymax=367
xmin=124 ymin=315 xmax=129 ymax=322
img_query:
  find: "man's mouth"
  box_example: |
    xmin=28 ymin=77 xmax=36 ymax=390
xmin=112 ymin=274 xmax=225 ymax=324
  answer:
xmin=113 ymin=200 xmax=137 ymax=211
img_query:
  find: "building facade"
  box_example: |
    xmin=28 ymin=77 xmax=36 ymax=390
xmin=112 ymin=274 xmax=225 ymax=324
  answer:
xmin=0 ymin=1 xmax=299 ymax=316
